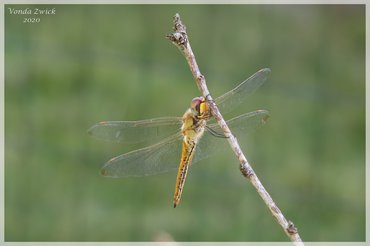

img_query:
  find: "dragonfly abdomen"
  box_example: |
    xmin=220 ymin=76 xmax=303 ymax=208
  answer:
xmin=173 ymin=108 xmax=207 ymax=208
xmin=173 ymin=139 xmax=197 ymax=208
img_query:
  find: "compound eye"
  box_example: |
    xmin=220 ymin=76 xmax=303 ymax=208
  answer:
xmin=191 ymin=97 xmax=204 ymax=114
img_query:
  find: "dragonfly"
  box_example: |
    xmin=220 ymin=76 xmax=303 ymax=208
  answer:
xmin=88 ymin=68 xmax=271 ymax=208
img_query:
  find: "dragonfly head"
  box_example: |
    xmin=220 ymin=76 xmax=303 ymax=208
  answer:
xmin=191 ymin=96 xmax=210 ymax=119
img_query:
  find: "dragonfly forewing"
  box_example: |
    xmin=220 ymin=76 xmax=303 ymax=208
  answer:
xmin=88 ymin=117 xmax=182 ymax=144
xmin=215 ymin=68 xmax=270 ymax=115
xmin=88 ymin=68 xmax=270 ymax=144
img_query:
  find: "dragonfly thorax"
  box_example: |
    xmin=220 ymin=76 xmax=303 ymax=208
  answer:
xmin=181 ymin=97 xmax=209 ymax=145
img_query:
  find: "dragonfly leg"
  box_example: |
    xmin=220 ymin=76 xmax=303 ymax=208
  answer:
xmin=205 ymin=125 xmax=228 ymax=138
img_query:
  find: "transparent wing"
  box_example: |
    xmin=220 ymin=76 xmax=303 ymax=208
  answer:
xmin=193 ymin=110 xmax=269 ymax=163
xmin=208 ymin=109 xmax=269 ymax=138
xmin=88 ymin=68 xmax=269 ymax=144
xmin=88 ymin=117 xmax=182 ymax=144
xmin=101 ymin=110 xmax=269 ymax=177
xmin=101 ymin=133 xmax=183 ymax=177
xmin=215 ymin=68 xmax=271 ymax=115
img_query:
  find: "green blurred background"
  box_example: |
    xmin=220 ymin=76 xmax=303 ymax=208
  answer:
xmin=5 ymin=5 xmax=365 ymax=242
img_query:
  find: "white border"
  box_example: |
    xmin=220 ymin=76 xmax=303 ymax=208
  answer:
xmin=1 ymin=1 xmax=367 ymax=245
xmin=0 ymin=0 xmax=368 ymax=4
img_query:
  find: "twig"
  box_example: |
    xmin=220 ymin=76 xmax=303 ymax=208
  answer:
xmin=166 ymin=13 xmax=304 ymax=245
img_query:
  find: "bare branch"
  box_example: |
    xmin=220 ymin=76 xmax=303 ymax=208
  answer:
xmin=166 ymin=13 xmax=304 ymax=245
